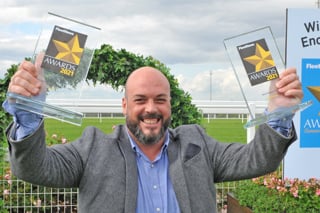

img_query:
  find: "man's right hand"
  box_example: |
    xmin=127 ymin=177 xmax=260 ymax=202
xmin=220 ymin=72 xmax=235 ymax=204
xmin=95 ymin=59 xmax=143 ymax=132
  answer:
xmin=8 ymin=60 xmax=42 ymax=97
xmin=3 ymin=56 xmax=45 ymax=140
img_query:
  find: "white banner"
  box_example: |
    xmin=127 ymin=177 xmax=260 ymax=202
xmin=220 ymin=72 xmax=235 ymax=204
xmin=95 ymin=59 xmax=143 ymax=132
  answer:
xmin=284 ymin=8 xmax=320 ymax=179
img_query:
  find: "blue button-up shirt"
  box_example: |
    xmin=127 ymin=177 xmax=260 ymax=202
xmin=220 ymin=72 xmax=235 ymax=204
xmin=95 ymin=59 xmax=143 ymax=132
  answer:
xmin=127 ymin=130 xmax=180 ymax=213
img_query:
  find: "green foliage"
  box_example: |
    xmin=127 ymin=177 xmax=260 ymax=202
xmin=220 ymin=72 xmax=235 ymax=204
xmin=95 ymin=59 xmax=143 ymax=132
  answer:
xmin=0 ymin=198 xmax=9 ymax=213
xmin=0 ymin=138 xmax=77 ymax=212
xmin=0 ymin=64 xmax=17 ymax=158
xmin=88 ymin=44 xmax=202 ymax=128
xmin=0 ymin=169 xmax=77 ymax=212
xmin=0 ymin=65 xmax=16 ymax=212
xmin=234 ymin=171 xmax=320 ymax=212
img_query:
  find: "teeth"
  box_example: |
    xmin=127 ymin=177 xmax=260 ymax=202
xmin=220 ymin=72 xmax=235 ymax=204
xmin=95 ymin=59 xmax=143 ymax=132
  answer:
xmin=144 ymin=119 xmax=158 ymax=124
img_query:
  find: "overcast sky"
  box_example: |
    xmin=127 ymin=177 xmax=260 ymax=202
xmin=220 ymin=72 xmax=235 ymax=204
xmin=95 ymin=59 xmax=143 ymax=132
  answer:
xmin=0 ymin=0 xmax=315 ymax=100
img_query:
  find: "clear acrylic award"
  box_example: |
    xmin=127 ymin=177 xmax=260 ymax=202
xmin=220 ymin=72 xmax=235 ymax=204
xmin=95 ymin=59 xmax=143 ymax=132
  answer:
xmin=7 ymin=12 xmax=101 ymax=126
xmin=223 ymin=26 xmax=312 ymax=128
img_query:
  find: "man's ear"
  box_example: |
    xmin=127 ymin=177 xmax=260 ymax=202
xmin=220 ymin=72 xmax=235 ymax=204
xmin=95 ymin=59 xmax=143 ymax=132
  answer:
xmin=122 ymin=97 xmax=127 ymax=116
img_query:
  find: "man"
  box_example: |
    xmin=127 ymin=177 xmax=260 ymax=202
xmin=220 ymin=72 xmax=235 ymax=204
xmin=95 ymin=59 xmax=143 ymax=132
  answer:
xmin=3 ymin=60 xmax=303 ymax=212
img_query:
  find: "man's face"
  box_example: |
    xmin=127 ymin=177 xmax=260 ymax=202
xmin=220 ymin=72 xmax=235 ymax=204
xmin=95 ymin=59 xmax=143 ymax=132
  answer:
xmin=122 ymin=69 xmax=171 ymax=145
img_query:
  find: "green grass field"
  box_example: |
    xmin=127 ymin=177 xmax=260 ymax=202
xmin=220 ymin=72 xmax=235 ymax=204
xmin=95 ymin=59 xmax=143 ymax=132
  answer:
xmin=44 ymin=117 xmax=247 ymax=144
xmin=200 ymin=119 xmax=247 ymax=144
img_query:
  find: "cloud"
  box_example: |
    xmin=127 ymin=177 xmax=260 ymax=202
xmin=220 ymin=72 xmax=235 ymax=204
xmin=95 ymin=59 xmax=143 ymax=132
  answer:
xmin=0 ymin=0 xmax=314 ymax=99
xmin=173 ymin=66 xmax=243 ymax=100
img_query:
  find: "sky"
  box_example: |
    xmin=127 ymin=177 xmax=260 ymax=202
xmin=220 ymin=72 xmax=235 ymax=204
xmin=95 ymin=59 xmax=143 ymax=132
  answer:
xmin=0 ymin=0 xmax=316 ymax=101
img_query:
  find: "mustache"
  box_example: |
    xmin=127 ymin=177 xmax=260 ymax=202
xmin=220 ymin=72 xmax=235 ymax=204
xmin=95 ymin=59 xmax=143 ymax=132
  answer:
xmin=138 ymin=113 xmax=163 ymax=120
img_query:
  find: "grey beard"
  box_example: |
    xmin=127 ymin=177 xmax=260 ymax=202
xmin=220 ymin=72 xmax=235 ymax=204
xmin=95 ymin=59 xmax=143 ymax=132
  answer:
xmin=126 ymin=117 xmax=171 ymax=145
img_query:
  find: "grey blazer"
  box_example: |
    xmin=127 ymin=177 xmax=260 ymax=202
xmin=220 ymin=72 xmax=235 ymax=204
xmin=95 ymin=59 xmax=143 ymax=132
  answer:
xmin=6 ymin=121 xmax=296 ymax=213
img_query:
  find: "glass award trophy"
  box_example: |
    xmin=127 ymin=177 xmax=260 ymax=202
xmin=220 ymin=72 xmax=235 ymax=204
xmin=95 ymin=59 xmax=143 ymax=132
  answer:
xmin=223 ymin=26 xmax=312 ymax=128
xmin=7 ymin=12 xmax=101 ymax=126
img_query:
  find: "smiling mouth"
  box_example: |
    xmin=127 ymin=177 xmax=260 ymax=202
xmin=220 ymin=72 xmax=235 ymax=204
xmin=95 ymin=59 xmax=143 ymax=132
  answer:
xmin=140 ymin=114 xmax=162 ymax=124
xmin=143 ymin=118 xmax=160 ymax=124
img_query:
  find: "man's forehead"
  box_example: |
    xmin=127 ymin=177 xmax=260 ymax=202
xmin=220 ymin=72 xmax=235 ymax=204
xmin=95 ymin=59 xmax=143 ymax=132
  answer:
xmin=127 ymin=68 xmax=169 ymax=86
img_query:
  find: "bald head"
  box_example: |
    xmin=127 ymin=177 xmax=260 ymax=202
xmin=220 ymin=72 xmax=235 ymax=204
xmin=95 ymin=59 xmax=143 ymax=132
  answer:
xmin=125 ymin=66 xmax=171 ymax=98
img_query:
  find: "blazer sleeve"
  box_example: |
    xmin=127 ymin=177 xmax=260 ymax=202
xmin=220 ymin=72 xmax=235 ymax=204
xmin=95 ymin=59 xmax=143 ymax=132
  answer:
xmin=204 ymin=123 xmax=297 ymax=182
xmin=6 ymin=120 xmax=96 ymax=188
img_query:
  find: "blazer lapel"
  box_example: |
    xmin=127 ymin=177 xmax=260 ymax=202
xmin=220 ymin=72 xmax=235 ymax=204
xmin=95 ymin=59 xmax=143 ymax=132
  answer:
xmin=168 ymin=135 xmax=192 ymax=213
xmin=118 ymin=127 xmax=138 ymax=213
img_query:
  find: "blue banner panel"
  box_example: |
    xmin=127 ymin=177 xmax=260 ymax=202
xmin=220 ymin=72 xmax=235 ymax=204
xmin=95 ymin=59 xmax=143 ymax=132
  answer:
xmin=300 ymin=58 xmax=320 ymax=148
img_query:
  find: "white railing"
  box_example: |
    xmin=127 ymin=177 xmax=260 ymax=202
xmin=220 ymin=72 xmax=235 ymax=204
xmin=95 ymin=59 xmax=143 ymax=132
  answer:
xmin=47 ymin=99 xmax=267 ymax=115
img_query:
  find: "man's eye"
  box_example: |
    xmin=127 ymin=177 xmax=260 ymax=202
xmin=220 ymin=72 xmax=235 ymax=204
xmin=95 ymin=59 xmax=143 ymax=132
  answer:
xmin=134 ymin=99 xmax=145 ymax=103
xmin=156 ymin=99 xmax=167 ymax=103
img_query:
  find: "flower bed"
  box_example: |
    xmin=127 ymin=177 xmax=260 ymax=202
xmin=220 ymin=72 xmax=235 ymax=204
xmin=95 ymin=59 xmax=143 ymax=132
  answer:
xmin=232 ymin=171 xmax=320 ymax=212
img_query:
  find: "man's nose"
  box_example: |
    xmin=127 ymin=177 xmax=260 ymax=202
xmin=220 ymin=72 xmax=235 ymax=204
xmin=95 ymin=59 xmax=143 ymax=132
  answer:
xmin=145 ymin=100 xmax=157 ymax=113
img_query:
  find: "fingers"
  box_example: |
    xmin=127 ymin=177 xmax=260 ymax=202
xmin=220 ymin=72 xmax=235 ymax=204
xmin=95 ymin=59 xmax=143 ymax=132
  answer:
xmin=276 ymin=68 xmax=299 ymax=88
xmin=8 ymin=61 xmax=42 ymax=97
xmin=34 ymin=53 xmax=45 ymax=81
xmin=275 ymin=67 xmax=303 ymax=99
xmin=267 ymin=67 xmax=304 ymax=111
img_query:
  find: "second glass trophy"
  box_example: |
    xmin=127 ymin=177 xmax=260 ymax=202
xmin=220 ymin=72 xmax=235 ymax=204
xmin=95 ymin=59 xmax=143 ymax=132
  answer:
xmin=223 ymin=26 xmax=312 ymax=128
xmin=7 ymin=12 xmax=101 ymax=126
